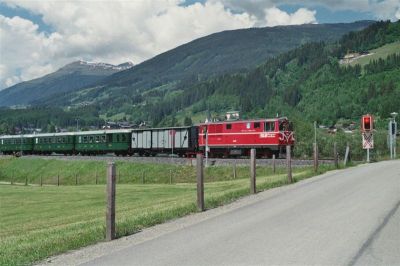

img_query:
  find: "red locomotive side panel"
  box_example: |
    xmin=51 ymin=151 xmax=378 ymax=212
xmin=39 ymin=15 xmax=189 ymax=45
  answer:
xmin=197 ymin=117 xmax=294 ymax=157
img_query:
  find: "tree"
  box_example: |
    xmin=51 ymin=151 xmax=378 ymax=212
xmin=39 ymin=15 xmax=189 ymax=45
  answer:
xmin=183 ymin=116 xmax=193 ymax=126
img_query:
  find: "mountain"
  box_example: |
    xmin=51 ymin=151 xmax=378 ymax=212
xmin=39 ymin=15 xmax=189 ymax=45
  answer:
xmin=34 ymin=21 xmax=373 ymax=107
xmin=0 ymin=20 xmax=398 ymax=161
xmin=0 ymin=60 xmax=133 ymax=107
xmin=150 ymin=20 xmax=400 ymax=126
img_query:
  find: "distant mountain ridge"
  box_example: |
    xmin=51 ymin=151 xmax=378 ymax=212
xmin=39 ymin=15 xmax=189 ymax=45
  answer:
xmin=0 ymin=21 xmax=373 ymax=107
xmin=0 ymin=61 xmax=133 ymax=107
xmin=40 ymin=21 xmax=374 ymax=107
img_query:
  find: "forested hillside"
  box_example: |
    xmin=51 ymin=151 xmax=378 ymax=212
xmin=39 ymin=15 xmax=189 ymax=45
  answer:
xmin=146 ymin=20 xmax=400 ymax=126
xmin=34 ymin=21 xmax=372 ymax=108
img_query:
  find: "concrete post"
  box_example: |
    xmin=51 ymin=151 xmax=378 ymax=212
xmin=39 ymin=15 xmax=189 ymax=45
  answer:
xmin=196 ymin=154 xmax=205 ymax=212
xmin=106 ymin=162 xmax=116 ymax=241
xmin=344 ymin=143 xmax=350 ymax=166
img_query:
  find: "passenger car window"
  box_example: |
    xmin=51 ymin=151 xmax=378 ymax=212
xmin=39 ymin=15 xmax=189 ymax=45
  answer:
xmin=226 ymin=124 xmax=232 ymax=130
xmin=254 ymin=122 xmax=260 ymax=129
xmin=246 ymin=123 xmax=251 ymax=129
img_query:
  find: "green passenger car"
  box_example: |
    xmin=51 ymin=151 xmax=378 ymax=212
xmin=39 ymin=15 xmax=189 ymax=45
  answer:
xmin=0 ymin=135 xmax=34 ymax=155
xmin=74 ymin=129 xmax=132 ymax=155
xmin=32 ymin=133 xmax=75 ymax=155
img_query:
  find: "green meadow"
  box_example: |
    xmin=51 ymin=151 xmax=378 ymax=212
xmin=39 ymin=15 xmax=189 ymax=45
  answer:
xmin=0 ymin=157 xmax=336 ymax=265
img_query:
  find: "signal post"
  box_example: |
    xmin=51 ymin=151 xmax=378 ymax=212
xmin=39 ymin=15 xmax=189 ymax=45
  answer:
xmin=361 ymin=114 xmax=374 ymax=163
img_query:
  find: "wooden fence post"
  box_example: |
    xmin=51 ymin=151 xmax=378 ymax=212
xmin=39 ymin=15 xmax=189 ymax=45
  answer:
xmin=169 ymin=169 xmax=173 ymax=184
xmin=95 ymin=169 xmax=98 ymax=185
xmin=272 ymin=154 xmax=276 ymax=174
xmin=11 ymin=171 xmax=14 ymax=185
xmin=75 ymin=173 xmax=78 ymax=185
xmin=334 ymin=142 xmax=339 ymax=169
xmin=287 ymin=145 xmax=292 ymax=183
xmin=40 ymin=175 xmax=43 ymax=187
xmin=106 ymin=162 xmax=116 ymax=241
xmin=313 ymin=142 xmax=318 ymax=173
xmin=142 ymin=171 xmax=145 ymax=184
xmin=250 ymin=148 xmax=256 ymax=194
xmin=25 ymin=176 xmax=28 ymax=186
xmin=233 ymin=160 xmax=237 ymax=179
xmin=196 ymin=154 xmax=205 ymax=212
xmin=57 ymin=172 xmax=60 ymax=186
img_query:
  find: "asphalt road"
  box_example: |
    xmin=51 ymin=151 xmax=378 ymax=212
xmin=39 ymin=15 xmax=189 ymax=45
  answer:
xmin=54 ymin=160 xmax=400 ymax=266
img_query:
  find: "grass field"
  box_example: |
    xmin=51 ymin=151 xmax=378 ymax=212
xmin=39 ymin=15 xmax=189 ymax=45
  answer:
xmin=349 ymin=41 xmax=400 ymax=67
xmin=0 ymin=157 xmax=291 ymax=185
xmin=0 ymin=157 xmax=336 ymax=265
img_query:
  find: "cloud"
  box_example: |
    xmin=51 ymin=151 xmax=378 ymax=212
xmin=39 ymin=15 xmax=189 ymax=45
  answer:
xmin=0 ymin=0 xmax=259 ymax=89
xmin=0 ymin=15 xmax=61 ymax=88
xmin=215 ymin=0 xmax=400 ymax=21
xmin=263 ymin=7 xmax=317 ymax=27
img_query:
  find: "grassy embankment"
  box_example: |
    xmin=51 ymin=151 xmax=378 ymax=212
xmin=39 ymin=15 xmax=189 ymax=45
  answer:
xmin=0 ymin=157 xmax=337 ymax=265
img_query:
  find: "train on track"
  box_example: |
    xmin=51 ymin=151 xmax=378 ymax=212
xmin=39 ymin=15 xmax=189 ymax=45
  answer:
xmin=0 ymin=117 xmax=294 ymax=158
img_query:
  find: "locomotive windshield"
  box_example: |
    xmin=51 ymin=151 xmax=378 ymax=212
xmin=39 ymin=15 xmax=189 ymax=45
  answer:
xmin=279 ymin=120 xmax=293 ymax=131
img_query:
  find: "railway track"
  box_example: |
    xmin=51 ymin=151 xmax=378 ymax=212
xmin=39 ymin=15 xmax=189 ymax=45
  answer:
xmin=1 ymin=154 xmax=334 ymax=167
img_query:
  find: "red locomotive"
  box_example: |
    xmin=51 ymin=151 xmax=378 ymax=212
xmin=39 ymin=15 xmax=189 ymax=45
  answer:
xmin=198 ymin=117 xmax=294 ymax=158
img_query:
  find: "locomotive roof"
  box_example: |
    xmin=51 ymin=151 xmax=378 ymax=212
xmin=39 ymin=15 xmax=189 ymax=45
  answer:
xmin=197 ymin=117 xmax=288 ymax=125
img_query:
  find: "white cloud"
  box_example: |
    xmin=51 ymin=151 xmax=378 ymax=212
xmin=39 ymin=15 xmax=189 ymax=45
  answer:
xmin=3 ymin=0 xmax=398 ymax=91
xmin=0 ymin=0 xmax=260 ymax=89
xmin=263 ymin=7 xmax=317 ymax=27
xmin=0 ymin=15 xmax=61 ymax=88
xmin=215 ymin=0 xmax=400 ymax=21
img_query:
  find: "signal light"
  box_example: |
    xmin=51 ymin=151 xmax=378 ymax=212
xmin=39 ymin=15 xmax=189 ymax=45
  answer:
xmin=361 ymin=115 xmax=373 ymax=132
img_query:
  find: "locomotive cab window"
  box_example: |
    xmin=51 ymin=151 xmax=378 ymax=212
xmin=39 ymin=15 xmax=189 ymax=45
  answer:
xmin=279 ymin=121 xmax=293 ymax=131
xmin=226 ymin=124 xmax=232 ymax=130
xmin=265 ymin=122 xmax=275 ymax=132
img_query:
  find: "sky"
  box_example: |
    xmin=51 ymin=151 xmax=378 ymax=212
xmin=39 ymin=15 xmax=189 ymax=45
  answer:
xmin=0 ymin=0 xmax=399 ymax=90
